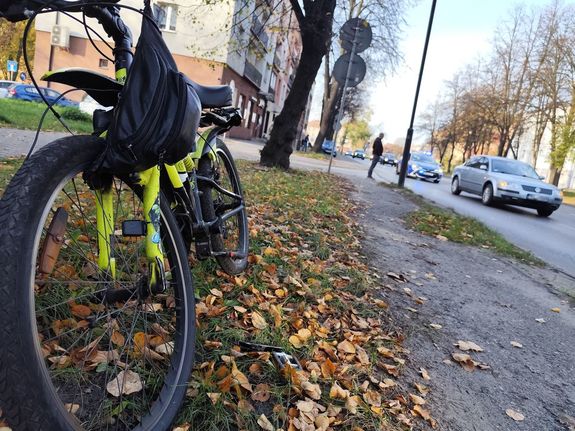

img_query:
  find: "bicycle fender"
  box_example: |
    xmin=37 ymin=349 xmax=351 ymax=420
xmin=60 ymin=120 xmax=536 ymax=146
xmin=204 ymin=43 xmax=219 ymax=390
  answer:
xmin=42 ymin=68 xmax=122 ymax=107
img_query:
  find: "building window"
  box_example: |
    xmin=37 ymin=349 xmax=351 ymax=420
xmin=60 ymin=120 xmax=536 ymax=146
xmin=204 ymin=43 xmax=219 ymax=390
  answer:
xmin=154 ymin=3 xmax=177 ymax=31
xmin=269 ymin=71 xmax=277 ymax=92
xmin=98 ymin=58 xmax=109 ymax=69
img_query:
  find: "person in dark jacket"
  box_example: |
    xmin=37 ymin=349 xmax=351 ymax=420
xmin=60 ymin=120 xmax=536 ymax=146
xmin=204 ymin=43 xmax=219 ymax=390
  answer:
xmin=367 ymin=133 xmax=384 ymax=178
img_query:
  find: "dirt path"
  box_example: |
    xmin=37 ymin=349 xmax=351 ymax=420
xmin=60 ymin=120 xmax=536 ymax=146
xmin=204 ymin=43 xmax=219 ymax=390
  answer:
xmin=351 ymin=178 xmax=575 ymax=430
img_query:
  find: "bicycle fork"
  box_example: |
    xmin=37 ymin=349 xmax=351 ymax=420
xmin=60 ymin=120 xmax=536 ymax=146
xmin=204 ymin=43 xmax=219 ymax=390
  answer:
xmin=94 ymin=166 xmax=167 ymax=297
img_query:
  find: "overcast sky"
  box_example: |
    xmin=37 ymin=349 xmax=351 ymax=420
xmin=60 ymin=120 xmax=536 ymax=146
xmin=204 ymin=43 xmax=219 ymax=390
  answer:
xmin=309 ymin=0 xmax=554 ymax=146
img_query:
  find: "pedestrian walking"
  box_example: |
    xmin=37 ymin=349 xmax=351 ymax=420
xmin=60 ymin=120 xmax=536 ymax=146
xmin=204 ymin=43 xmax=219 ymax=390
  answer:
xmin=367 ymin=132 xmax=384 ymax=178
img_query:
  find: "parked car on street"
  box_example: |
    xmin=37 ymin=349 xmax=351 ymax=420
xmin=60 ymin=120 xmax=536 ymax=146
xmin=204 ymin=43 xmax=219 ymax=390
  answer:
xmin=380 ymin=152 xmax=398 ymax=166
xmin=321 ymin=140 xmax=337 ymax=157
xmin=396 ymin=152 xmax=443 ymax=183
xmin=352 ymin=149 xmax=365 ymax=159
xmin=344 ymin=150 xmax=352 ymax=156
xmin=79 ymin=94 xmax=108 ymax=115
xmin=6 ymin=84 xmax=78 ymax=107
xmin=0 ymin=80 xmax=17 ymax=98
xmin=451 ymin=156 xmax=563 ymax=217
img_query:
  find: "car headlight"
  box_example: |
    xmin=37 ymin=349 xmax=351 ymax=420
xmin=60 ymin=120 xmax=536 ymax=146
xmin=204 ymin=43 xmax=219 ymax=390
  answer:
xmin=434 ymin=168 xmax=443 ymax=174
xmin=498 ymin=180 xmax=508 ymax=188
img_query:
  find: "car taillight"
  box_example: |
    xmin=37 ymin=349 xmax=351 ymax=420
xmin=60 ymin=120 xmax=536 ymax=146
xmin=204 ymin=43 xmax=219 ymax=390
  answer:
xmin=8 ymin=89 xmax=15 ymax=96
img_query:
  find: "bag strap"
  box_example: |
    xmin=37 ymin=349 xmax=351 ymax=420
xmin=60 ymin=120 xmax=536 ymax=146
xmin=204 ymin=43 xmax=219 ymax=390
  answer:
xmin=143 ymin=0 xmax=152 ymax=17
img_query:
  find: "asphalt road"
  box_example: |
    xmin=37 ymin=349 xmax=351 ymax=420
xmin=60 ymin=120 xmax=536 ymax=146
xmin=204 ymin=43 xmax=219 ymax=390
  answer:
xmin=224 ymin=139 xmax=575 ymax=278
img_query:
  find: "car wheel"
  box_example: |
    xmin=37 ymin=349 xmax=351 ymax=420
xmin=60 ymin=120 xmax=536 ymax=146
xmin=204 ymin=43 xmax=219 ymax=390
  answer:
xmin=434 ymin=179 xmax=440 ymax=184
xmin=536 ymin=207 xmax=554 ymax=217
xmin=482 ymin=183 xmax=494 ymax=206
xmin=451 ymin=177 xmax=461 ymax=195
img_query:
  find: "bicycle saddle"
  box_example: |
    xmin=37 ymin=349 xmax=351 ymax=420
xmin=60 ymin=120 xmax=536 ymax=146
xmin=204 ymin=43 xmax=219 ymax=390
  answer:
xmin=184 ymin=77 xmax=233 ymax=109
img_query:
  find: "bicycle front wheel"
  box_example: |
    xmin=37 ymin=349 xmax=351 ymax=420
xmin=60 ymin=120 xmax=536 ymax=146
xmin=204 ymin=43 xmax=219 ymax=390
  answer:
xmin=198 ymin=139 xmax=249 ymax=274
xmin=0 ymin=136 xmax=195 ymax=431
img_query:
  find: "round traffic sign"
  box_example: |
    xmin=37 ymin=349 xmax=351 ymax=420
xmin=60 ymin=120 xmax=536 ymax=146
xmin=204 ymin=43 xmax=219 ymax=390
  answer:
xmin=340 ymin=18 xmax=372 ymax=53
xmin=332 ymin=53 xmax=366 ymax=87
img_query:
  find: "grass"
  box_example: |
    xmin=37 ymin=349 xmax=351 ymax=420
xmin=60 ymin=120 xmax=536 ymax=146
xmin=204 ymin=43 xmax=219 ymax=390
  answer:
xmin=0 ymin=157 xmax=422 ymax=429
xmin=295 ymin=150 xmax=333 ymax=160
xmin=390 ymin=186 xmax=544 ymax=266
xmin=0 ymin=98 xmax=92 ymax=133
xmin=563 ymin=189 xmax=575 ymax=206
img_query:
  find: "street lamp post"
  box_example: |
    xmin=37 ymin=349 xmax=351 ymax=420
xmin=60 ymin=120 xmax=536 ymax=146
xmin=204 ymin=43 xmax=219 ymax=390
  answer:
xmin=398 ymin=0 xmax=438 ymax=187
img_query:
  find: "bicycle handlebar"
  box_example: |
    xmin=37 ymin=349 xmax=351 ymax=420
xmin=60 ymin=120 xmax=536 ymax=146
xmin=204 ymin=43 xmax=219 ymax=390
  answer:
xmin=1 ymin=0 xmax=133 ymax=72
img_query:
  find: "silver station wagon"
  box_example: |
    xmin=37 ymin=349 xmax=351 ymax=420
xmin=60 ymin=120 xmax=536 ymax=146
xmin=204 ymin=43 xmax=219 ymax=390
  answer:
xmin=451 ymin=156 xmax=563 ymax=217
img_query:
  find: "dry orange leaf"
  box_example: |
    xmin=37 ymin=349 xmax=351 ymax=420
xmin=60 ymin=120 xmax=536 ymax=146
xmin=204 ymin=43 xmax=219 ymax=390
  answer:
xmin=70 ymin=304 xmax=91 ymax=319
xmin=409 ymin=393 xmax=426 ymax=405
xmin=329 ymin=382 xmax=349 ymax=400
xmin=363 ymin=390 xmax=381 ymax=407
xmin=454 ymin=340 xmax=484 ymax=352
xmin=345 ymin=395 xmax=361 ymax=414
xmin=302 ymin=381 xmax=322 ymax=400
xmin=110 ymin=330 xmax=125 ymax=347
xmin=320 ymin=358 xmax=336 ymax=379
xmin=207 ymin=392 xmax=221 ymax=405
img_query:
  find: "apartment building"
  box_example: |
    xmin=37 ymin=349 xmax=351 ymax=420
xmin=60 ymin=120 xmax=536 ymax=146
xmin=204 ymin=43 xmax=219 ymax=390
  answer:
xmin=33 ymin=0 xmax=310 ymax=140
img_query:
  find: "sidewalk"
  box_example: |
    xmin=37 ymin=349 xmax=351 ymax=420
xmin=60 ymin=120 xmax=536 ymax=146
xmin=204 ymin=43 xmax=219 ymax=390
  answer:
xmin=0 ymin=128 xmax=69 ymax=158
xmin=353 ymin=177 xmax=575 ymax=430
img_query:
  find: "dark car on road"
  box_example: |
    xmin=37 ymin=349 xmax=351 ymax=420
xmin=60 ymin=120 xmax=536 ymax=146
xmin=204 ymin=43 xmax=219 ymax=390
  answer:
xmin=380 ymin=152 xmax=397 ymax=166
xmin=352 ymin=149 xmax=365 ymax=159
xmin=396 ymin=152 xmax=443 ymax=183
xmin=7 ymin=84 xmax=78 ymax=107
xmin=451 ymin=156 xmax=563 ymax=217
xmin=321 ymin=140 xmax=337 ymax=157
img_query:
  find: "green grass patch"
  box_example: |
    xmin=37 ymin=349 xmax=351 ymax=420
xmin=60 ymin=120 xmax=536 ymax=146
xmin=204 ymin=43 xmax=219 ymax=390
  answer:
xmin=295 ymin=151 xmax=332 ymax=160
xmin=563 ymin=189 xmax=575 ymax=206
xmin=0 ymin=99 xmax=92 ymax=133
xmin=405 ymin=202 xmax=543 ymax=266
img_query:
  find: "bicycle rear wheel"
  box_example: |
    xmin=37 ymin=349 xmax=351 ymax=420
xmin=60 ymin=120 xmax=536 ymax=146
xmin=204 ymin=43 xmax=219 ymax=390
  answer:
xmin=198 ymin=139 xmax=248 ymax=274
xmin=0 ymin=136 xmax=195 ymax=431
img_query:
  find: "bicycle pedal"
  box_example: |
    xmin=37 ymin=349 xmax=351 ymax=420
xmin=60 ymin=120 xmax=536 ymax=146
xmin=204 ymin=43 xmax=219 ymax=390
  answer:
xmin=122 ymin=220 xmax=146 ymax=236
xmin=272 ymin=351 xmax=302 ymax=372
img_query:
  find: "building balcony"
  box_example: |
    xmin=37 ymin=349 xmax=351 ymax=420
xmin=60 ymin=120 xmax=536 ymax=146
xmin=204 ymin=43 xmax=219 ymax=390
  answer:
xmin=250 ymin=17 xmax=269 ymax=49
xmin=244 ymin=60 xmax=262 ymax=87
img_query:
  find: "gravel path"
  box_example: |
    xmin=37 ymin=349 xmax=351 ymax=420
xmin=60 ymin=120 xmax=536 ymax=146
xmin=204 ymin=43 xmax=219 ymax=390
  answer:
xmin=352 ymin=178 xmax=575 ymax=431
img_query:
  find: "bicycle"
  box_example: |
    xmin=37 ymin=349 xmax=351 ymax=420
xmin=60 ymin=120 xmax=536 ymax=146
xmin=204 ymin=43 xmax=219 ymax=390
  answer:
xmin=0 ymin=1 xmax=248 ymax=429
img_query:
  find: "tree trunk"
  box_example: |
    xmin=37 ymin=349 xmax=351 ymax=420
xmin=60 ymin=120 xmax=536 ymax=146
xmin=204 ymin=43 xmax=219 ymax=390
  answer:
xmin=549 ymin=166 xmax=562 ymax=186
xmin=312 ymin=80 xmax=340 ymax=152
xmin=260 ymin=0 xmax=336 ymax=169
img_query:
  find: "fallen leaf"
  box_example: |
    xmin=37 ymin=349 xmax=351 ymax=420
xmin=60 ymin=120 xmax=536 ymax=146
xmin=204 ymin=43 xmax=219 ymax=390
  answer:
xmin=106 ymin=370 xmax=143 ymax=397
xmin=454 ymin=340 xmax=484 ymax=352
xmin=409 ymin=393 xmax=426 ymax=405
xmin=345 ymin=395 xmax=361 ymax=414
xmin=420 ymin=368 xmax=431 ymax=380
xmin=321 ymin=358 xmax=336 ymax=378
xmin=315 ymin=415 xmax=331 ymax=431
xmin=535 ymin=318 xmax=546 ymax=323
xmin=302 ymin=381 xmax=322 ymax=400
xmin=329 ymin=382 xmax=349 ymax=400
xmin=510 ymin=341 xmax=523 ymax=348
xmin=415 ymin=383 xmax=429 ymax=395
xmin=64 ymin=403 xmax=80 ymax=414
xmin=257 ymin=414 xmax=275 ymax=431
xmin=207 ymin=392 xmax=221 ymax=404
xmin=110 ymin=330 xmax=125 ymax=347
xmin=289 ymin=335 xmax=304 ymax=348
xmin=251 ymin=383 xmax=271 ymax=402
xmin=70 ymin=304 xmax=91 ymax=318
xmin=551 ymin=307 xmax=561 ymax=313
xmin=452 ymin=353 xmax=477 ymax=372
xmin=506 ymin=409 xmax=525 ymax=421
xmin=429 ymin=323 xmax=442 ymax=330
xmin=337 ymin=340 xmax=356 ymax=354
xmin=363 ymin=390 xmax=381 ymax=407
xmin=251 ymin=311 xmax=268 ymax=330
xmin=413 ymin=404 xmax=431 ymax=420
xmin=435 ymin=234 xmax=448 ymax=241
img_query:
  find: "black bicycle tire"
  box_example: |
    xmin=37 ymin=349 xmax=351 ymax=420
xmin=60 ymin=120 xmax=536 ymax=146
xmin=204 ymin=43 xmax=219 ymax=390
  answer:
xmin=0 ymin=136 xmax=195 ymax=431
xmin=197 ymin=139 xmax=248 ymax=275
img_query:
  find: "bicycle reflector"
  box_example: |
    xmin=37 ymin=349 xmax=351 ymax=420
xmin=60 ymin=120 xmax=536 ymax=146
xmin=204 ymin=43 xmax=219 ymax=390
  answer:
xmin=38 ymin=207 xmax=68 ymax=275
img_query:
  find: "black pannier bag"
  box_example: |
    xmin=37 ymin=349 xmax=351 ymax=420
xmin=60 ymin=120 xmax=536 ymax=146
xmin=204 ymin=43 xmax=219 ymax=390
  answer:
xmin=94 ymin=1 xmax=201 ymax=174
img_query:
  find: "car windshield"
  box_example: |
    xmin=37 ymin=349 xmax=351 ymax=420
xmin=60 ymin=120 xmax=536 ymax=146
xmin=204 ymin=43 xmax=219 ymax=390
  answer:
xmin=411 ymin=153 xmax=436 ymax=164
xmin=355 ymin=150 xmax=364 ymax=153
xmin=491 ymin=159 xmax=539 ymax=179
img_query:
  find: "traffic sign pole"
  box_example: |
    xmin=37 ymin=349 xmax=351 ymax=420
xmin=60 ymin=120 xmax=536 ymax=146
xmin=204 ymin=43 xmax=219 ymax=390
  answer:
xmin=327 ymin=24 xmax=360 ymax=175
